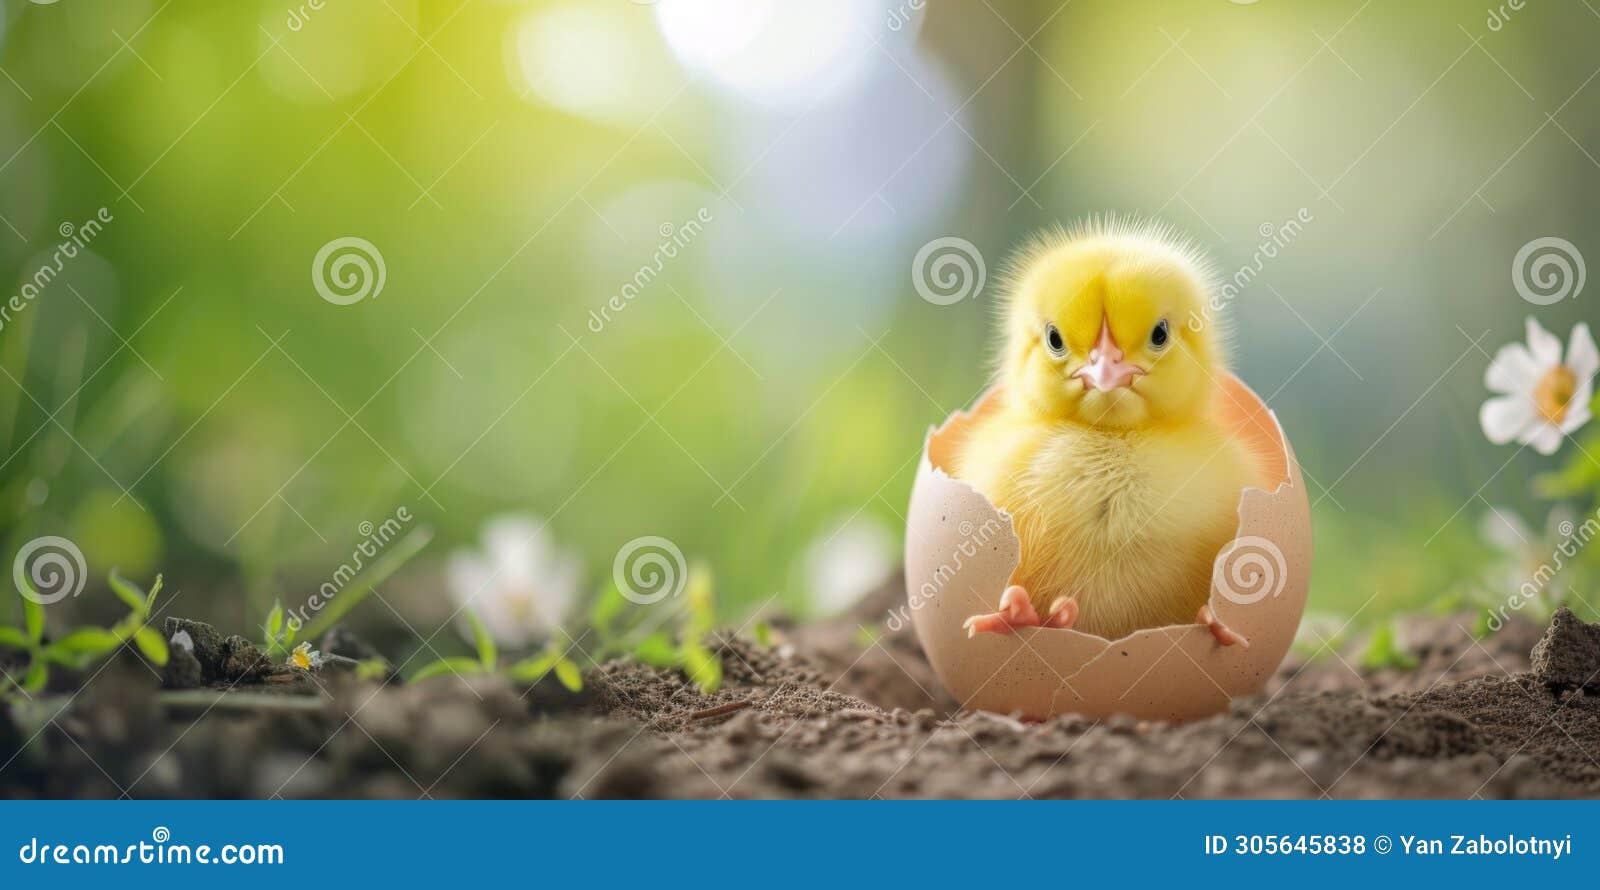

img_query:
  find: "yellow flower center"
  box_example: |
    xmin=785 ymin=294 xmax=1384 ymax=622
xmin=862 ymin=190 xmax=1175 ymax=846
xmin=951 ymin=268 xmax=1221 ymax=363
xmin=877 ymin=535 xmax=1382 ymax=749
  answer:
xmin=1533 ymin=365 xmax=1577 ymax=424
xmin=506 ymin=588 xmax=540 ymax=624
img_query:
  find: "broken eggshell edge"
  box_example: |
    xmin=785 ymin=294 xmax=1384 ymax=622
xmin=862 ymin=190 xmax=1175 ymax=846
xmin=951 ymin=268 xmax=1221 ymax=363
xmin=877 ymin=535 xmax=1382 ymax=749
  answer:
xmin=904 ymin=374 xmax=1311 ymax=722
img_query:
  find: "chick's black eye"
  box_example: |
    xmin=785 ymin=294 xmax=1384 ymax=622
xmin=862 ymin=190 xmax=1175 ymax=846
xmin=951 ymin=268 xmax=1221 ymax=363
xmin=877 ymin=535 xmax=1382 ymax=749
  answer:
xmin=1150 ymin=319 xmax=1170 ymax=349
xmin=1045 ymin=323 xmax=1065 ymax=355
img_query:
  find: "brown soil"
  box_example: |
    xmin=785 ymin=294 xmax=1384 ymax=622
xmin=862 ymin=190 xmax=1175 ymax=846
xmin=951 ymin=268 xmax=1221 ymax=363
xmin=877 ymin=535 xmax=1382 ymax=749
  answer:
xmin=2 ymin=584 xmax=1597 ymax=799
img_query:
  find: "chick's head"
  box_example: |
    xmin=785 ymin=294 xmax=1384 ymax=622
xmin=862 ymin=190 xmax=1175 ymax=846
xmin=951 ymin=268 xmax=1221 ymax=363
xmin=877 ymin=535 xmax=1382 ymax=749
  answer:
xmin=1000 ymin=222 xmax=1225 ymax=429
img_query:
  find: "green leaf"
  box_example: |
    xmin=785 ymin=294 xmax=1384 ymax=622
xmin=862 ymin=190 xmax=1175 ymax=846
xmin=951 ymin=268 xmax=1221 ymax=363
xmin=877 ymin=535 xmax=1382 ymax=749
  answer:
xmin=681 ymin=643 xmax=722 ymax=694
xmin=408 ymin=656 xmax=484 ymax=683
xmin=633 ymin=632 xmax=681 ymax=668
xmin=467 ymin=612 xmax=497 ymax=670
xmin=1534 ymin=439 xmax=1600 ymax=499
xmin=553 ymin=658 xmax=583 ymax=692
xmin=1471 ymin=611 xmax=1494 ymax=638
xmin=0 ymin=627 xmax=28 ymax=649
xmin=265 ymin=602 xmax=284 ymax=639
xmin=41 ymin=648 xmax=98 ymax=669
xmin=107 ymin=570 xmax=149 ymax=615
xmin=49 ymin=628 xmax=123 ymax=659
xmin=1359 ymin=623 xmax=1417 ymax=671
xmin=685 ymin=564 xmax=716 ymax=637
xmin=145 ymin=574 xmax=163 ymax=611
xmin=752 ymin=621 xmax=773 ymax=648
xmin=20 ymin=659 xmax=48 ymax=693
xmin=507 ymin=651 xmax=558 ymax=683
xmin=299 ymin=526 xmax=433 ymax=641
xmin=21 ymin=593 xmax=43 ymax=643
xmin=589 ymin=580 xmax=626 ymax=635
xmin=132 ymin=625 xmax=169 ymax=666
xmin=354 ymin=658 xmax=390 ymax=682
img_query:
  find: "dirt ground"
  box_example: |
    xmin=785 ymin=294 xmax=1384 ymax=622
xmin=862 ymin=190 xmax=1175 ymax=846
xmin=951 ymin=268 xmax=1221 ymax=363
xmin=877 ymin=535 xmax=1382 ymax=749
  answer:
xmin=3 ymin=582 xmax=1598 ymax=799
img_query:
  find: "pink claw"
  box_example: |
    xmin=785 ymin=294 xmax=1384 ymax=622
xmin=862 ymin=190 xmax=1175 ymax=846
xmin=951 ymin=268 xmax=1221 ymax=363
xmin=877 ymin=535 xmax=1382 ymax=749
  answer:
xmin=1197 ymin=603 xmax=1249 ymax=648
xmin=1043 ymin=596 xmax=1078 ymax=629
xmin=964 ymin=586 xmax=1078 ymax=637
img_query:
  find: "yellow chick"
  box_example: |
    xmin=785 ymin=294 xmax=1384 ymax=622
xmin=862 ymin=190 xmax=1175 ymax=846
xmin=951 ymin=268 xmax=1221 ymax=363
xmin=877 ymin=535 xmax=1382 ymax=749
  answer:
xmin=955 ymin=219 xmax=1269 ymax=644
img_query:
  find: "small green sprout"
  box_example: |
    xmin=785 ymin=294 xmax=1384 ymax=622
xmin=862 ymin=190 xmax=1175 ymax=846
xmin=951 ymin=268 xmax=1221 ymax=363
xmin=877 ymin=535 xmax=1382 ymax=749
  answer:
xmin=576 ymin=562 xmax=730 ymax=695
xmin=1 ymin=571 xmax=168 ymax=697
xmin=410 ymin=611 xmax=584 ymax=692
xmin=1359 ymin=622 xmax=1418 ymax=671
xmin=258 ymin=526 xmax=433 ymax=659
xmin=261 ymin=600 xmax=298 ymax=659
xmin=353 ymin=657 xmax=391 ymax=682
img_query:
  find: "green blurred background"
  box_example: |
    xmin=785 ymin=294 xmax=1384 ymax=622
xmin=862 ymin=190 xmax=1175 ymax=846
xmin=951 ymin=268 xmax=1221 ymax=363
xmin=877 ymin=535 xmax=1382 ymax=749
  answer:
xmin=1 ymin=0 xmax=1595 ymax=649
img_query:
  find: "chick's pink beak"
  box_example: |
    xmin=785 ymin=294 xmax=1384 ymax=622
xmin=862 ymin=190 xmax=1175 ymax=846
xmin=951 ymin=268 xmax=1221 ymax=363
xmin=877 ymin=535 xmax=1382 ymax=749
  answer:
xmin=1073 ymin=320 xmax=1144 ymax=392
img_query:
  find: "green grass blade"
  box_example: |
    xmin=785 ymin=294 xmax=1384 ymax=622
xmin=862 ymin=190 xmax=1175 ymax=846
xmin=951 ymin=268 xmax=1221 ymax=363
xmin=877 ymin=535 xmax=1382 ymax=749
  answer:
xmin=21 ymin=591 xmax=43 ymax=643
xmin=107 ymin=570 xmax=149 ymax=613
xmin=299 ymin=526 xmax=433 ymax=641
xmin=470 ymin=612 xmax=498 ymax=670
xmin=408 ymin=656 xmax=482 ymax=683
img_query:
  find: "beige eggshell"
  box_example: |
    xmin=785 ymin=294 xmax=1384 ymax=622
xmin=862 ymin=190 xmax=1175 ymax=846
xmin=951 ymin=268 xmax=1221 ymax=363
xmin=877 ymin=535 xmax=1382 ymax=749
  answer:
xmin=905 ymin=374 xmax=1311 ymax=722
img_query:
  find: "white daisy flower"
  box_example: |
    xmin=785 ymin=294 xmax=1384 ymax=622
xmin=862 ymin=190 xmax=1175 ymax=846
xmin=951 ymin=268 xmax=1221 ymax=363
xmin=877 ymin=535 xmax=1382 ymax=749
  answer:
xmin=446 ymin=514 xmax=581 ymax=649
xmin=288 ymin=641 xmax=324 ymax=671
xmin=1480 ymin=318 xmax=1596 ymax=455
xmin=803 ymin=514 xmax=895 ymax=616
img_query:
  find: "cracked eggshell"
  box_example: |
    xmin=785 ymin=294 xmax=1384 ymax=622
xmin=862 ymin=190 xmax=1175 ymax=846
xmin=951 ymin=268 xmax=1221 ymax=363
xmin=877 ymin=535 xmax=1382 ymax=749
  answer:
xmin=904 ymin=374 xmax=1311 ymax=722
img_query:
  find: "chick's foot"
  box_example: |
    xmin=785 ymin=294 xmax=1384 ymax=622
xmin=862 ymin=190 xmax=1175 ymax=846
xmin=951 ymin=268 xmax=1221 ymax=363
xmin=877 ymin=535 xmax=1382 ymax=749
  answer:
xmin=1042 ymin=596 xmax=1078 ymax=629
xmin=963 ymin=586 xmax=1078 ymax=637
xmin=1196 ymin=603 xmax=1248 ymax=647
